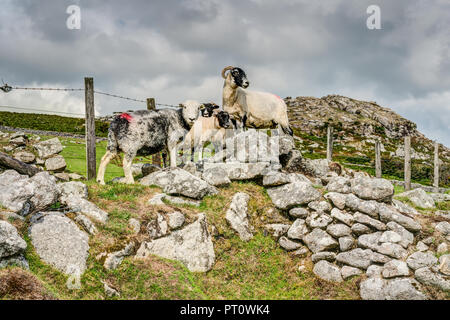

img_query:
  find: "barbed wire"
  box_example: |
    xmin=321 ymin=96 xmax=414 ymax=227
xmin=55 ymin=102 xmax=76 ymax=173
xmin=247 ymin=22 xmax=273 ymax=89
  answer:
xmin=0 ymin=105 xmax=86 ymax=116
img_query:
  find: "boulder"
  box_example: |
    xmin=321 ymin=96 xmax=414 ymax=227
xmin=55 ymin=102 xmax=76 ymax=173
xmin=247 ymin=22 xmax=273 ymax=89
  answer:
xmin=414 ymin=267 xmax=450 ymax=291
xmin=350 ymin=177 xmax=394 ymax=202
xmin=262 ymin=171 xmax=291 ymax=187
xmin=147 ymin=213 xmax=169 ymax=239
xmin=377 ymin=243 xmax=408 ymax=260
xmin=226 ymin=193 xmax=253 ymax=241
xmin=30 ymin=213 xmax=89 ymax=275
xmin=280 ymin=149 xmax=304 ymax=173
xmin=353 ymin=212 xmax=386 ymax=231
xmin=351 ymin=223 xmax=372 ymax=236
xmin=140 ymin=168 xmax=217 ymax=199
xmin=303 ymin=228 xmax=338 ymax=253
xmin=289 ymin=207 xmax=309 ymax=219
xmin=202 ymin=167 xmax=231 ymax=187
xmin=326 ymin=176 xmax=351 ymax=194
xmin=396 ymin=188 xmax=435 ymax=209
xmin=45 ymin=155 xmax=67 ymax=172
xmin=382 ymin=260 xmax=410 ymax=278
xmin=308 ymin=200 xmax=332 ymax=213
xmin=366 ymin=265 xmax=383 ymax=278
xmin=392 ymin=199 xmax=419 ymax=216
xmin=378 ymin=204 xmax=422 ymax=232
xmin=13 ymin=151 xmax=35 ymax=164
xmin=167 ymin=212 xmax=185 ymax=230
xmin=406 ymin=251 xmax=438 ymax=270
xmin=267 ymin=182 xmax=321 ymax=210
xmin=34 ymin=137 xmax=63 ymax=159
xmin=324 ymin=192 xmax=346 ymax=210
xmin=379 ymin=231 xmax=402 ymax=244
xmin=339 ymin=236 xmax=355 ymax=252
xmin=341 ymin=266 xmax=362 ymax=280
xmin=58 ymin=181 xmax=89 ymax=200
xmin=61 ymin=196 xmax=108 ymax=224
xmin=386 ymin=222 xmax=414 ymax=248
xmin=0 ymin=221 xmax=27 ymax=259
xmin=326 ymin=224 xmax=352 ymax=238
xmin=306 ymin=213 xmax=333 ymax=229
xmin=136 ymin=214 xmax=215 ymax=272
xmin=287 ymin=219 xmax=309 ymax=240
xmin=384 ymin=278 xmax=428 ymax=300
xmin=336 ymin=248 xmax=373 ymax=269
xmin=345 ymin=194 xmax=379 ymax=218
xmin=330 ymin=208 xmax=354 ymax=226
xmin=203 ymin=162 xmax=271 ymax=181
xmin=357 ymin=232 xmax=383 ymax=251
xmin=313 ymin=260 xmax=343 ymax=283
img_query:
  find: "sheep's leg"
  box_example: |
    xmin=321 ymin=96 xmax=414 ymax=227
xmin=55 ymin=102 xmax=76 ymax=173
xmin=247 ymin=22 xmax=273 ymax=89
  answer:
xmin=161 ymin=149 xmax=168 ymax=168
xmin=123 ymin=153 xmax=136 ymax=184
xmin=97 ymin=150 xmax=116 ymax=185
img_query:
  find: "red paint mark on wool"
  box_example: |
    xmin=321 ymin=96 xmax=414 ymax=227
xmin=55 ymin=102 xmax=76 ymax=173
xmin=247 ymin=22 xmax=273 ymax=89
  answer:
xmin=273 ymin=94 xmax=282 ymax=100
xmin=120 ymin=113 xmax=133 ymax=122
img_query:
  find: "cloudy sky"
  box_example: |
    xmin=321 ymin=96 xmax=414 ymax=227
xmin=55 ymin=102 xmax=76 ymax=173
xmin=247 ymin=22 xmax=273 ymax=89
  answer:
xmin=0 ymin=0 xmax=449 ymax=146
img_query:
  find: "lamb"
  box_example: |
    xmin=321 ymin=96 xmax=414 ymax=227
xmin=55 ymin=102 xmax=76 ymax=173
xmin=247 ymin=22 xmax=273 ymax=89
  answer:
xmin=221 ymin=66 xmax=293 ymax=136
xmin=200 ymin=103 xmax=220 ymax=117
xmin=96 ymin=100 xmax=201 ymax=185
xmin=182 ymin=110 xmax=232 ymax=162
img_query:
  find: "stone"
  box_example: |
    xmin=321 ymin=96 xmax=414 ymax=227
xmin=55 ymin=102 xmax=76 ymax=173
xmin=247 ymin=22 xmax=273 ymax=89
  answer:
xmin=74 ymin=214 xmax=97 ymax=235
xmin=104 ymin=242 xmax=135 ymax=270
xmin=330 ymin=208 xmax=354 ymax=226
xmin=377 ymin=243 xmax=408 ymax=260
xmin=103 ymin=282 xmax=120 ymax=297
xmin=13 ymin=151 xmax=35 ymax=163
xmin=421 ymin=236 xmax=434 ymax=245
xmin=287 ymin=219 xmax=309 ymax=240
xmin=324 ymin=192 xmax=346 ymax=210
xmin=378 ymin=204 xmax=422 ymax=232
xmin=147 ymin=213 xmax=169 ymax=239
xmin=326 ymin=176 xmax=351 ymax=194
xmin=279 ymin=236 xmax=302 ymax=251
xmin=303 ymin=228 xmax=338 ymax=253
xmin=281 ymin=149 xmax=304 ymax=173
xmin=262 ymin=171 xmax=291 ymax=187
xmin=336 ymin=248 xmax=373 ymax=269
xmin=30 ymin=213 xmax=89 ymax=275
xmin=141 ymin=163 xmax=161 ymax=177
xmin=414 ymin=267 xmax=450 ymax=291
xmin=306 ymin=213 xmax=333 ymax=229
xmin=68 ymin=173 xmax=84 ymax=181
xmin=386 ymin=222 xmax=414 ymax=248
xmin=136 ymin=214 xmax=215 ymax=272
xmin=61 ymin=196 xmax=108 ymax=224
xmin=267 ymin=182 xmax=321 ymax=210
xmin=366 ymin=265 xmax=383 ymax=278
xmin=311 ymin=251 xmax=336 ymax=263
xmin=351 ymin=177 xmax=394 ymax=202
xmin=435 ymin=221 xmax=450 ymax=236
xmin=226 ymin=192 xmax=253 ymax=241
xmin=292 ymin=247 xmax=309 ymax=257
xmin=129 ymin=218 xmax=141 ymax=234
xmin=396 ymin=188 xmax=435 ymax=209
xmin=341 ymin=266 xmax=362 ymax=280
xmin=289 ymin=207 xmax=309 ymax=219
xmin=53 ymin=172 xmax=70 ymax=182
xmin=358 ymin=232 xmax=382 ymax=250
xmin=308 ymin=200 xmax=332 ymax=213
xmin=392 ymin=199 xmax=419 ymax=216
xmin=360 ymin=278 xmax=387 ymax=300
xmin=345 ymin=194 xmax=379 ymax=218
xmin=437 ymin=242 xmax=448 ymax=254
xmin=379 ymin=231 xmax=402 ymax=244
xmin=354 ymin=212 xmax=386 ymax=231
xmin=313 ymin=260 xmax=343 ymax=283
xmin=264 ymin=224 xmax=290 ymax=238
xmin=384 ymin=278 xmax=428 ymax=300
xmin=382 ymin=260 xmax=410 ymax=278
xmin=45 ymin=155 xmax=67 ymax=172
xmin=203 ymin=162 xmax=271 ymax=181
xmin=406 ymin=251 xmax=438 ymax=270
xmin=9 ymin=136 xmax=27 ymax=146
xmin=370 ymin=251 xmax=392 ymax=264
xmin=439 ymin=254 xmax=449 ymax=275
xmin=58 ymin=181 xmax=88 ymax=200
xmin=301 ymin=158 xmax=332 ymax=178
xmin=34 ymin=137 xmax=63 ymax=159
xmin=351 ymin=223 xmax=372 ymax=236
xmin=0 ymin=221 xmax=27 ymax=259
xmin=140 ymin=168 xmax=218 ymax=199
xmin=166 ymin=211 xmax=185 ymax=230
xmin=326 ymin=224 xmax=352 ymax=238
xmin=339 ymin=236 xmax=355 ymax=252
xmin=148 ymin=193 xmax=166 ymax=205
xmin=0 ymin=171 xmax=58 ymax=216
xmin=202 ymin=167 xmax=231 ymax=187
xmin=415 ymin=241 xmax=428 ymax=252
xmin=0 ymin=254 xmax=29 ymax=269
xmin=435 ymin=211 xmax=450 ymax=221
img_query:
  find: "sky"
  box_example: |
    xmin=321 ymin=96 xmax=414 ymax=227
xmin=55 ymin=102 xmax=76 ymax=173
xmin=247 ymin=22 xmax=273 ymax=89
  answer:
xmin=0 ymin=0 xmax=449 ymax=147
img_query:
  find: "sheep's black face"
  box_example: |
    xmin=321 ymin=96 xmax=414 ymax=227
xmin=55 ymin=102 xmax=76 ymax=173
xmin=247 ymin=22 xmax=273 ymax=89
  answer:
xmin=231 ymin=67 xmax=249 ymax=88
xmin=216 ymin=111 xmax=231 ymax=129
xmin=200 ymin=103 xmax=219 ymax=117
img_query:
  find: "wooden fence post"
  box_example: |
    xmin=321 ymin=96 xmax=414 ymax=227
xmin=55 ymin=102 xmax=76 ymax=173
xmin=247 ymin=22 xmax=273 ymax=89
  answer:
xmin=375 ymin=139 xmax=382 ymax=178
xmin=84 ymin=77 xmax=96 ymax=180
xmin=433 ymin=141 xmax=439 ymax=192
xmin=404 ymin=136 xmax=411 ymax=191
xmin=327 ymin=125 xmax=333 ymax=162
xmin=147 ymin=98 xmax=161 ymax=167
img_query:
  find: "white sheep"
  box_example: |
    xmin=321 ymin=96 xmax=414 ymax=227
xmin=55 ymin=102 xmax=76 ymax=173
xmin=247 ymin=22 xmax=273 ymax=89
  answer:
xmin=182 ymin=110 xmax=232 ymax=162
xmin=221 ymin=66 xmax=293 ymax=136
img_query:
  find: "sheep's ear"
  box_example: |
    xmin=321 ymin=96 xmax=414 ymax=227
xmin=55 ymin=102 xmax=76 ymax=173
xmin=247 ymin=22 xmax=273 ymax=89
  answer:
xmin=179 ymin=103 xmax=185 ymax=108
xmin=199 ymin=104 xmax=206 ymax=110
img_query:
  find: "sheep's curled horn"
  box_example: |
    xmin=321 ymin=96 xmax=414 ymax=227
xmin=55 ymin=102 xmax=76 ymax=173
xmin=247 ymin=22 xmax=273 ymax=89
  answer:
xmin=221 ymin=66 xmax=234 ymax=79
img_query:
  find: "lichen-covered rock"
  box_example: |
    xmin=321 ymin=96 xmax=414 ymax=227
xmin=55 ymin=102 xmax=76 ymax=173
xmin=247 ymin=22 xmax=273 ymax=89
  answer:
xmin=341 ymin=266 xmax=362 ymax=280
xmin=289 ymin=207 xmax=309 ymax=219
xmin=264 ymin=224 xmax=290 ymax=238
xmin=386 ymin=222 xmax=414 ymax=248
xmin=45 ymin=155 xmax=66 ymax=172
xmin=326 ymin=176 xmax=351 ymax=194
xmin=345 ymin=194 xmax=379 ymax=218
xmin=58 ymin=181 xmax=89 ymax=200
xmin=147 ymin=213 xmax=169 ymax=239
xmin=324 ymin=192 xmax=346 ymax=210
xmin=351 ymin=223 xmax=372 ymax=236
xmin=377 ymin=243 xmax=408 ymax=260
xmin=435 ymin=221 xmax=450 ymax=236
xmin=414 ymin=267 xmax=450 ymax=291
xmin=311 ymin=251 xmax=336 ymax=263
xmin=313 ymin=260 xmax=343 ymax=283
xmin=382 ymin=260 xmax=410 ymax=278
xmin=306 ymin=213 xmax=333 ymax=229
xmin=326 ymin=224 xmax=352 ymax=238
xmin=34 ymin=137 xmax=63 ymax=159
xmin=267 ymin=182 xmax=321 ymax=210
xmin=203 ymin=162 xmax=271 ymax=181
xmin=104 ymin=242 xmax=135 ymax=270
xmin=287 ymin=219 xmax=309 ymax=240
xmin=202 ymin=167 xmax=231 ymax=187
xmin=330 ymin=208 xmax=354 ymax=226
xmin=396 ymin=188 xmax=435 ymax=209
xmin=379 ymin=231 xmax=402 ymax=244
xmin=378 ymin=204 xmax=422 ymax=232
xmin=406 ymin=251 xmax=438 ymax=270
xmin=351 ymin=177 xmax=394 ymax=202
xmin=167 ymin=212 xmax=185 ymax=230
xmin=136 ymin=214 xmax=215 ymax=272
xmin=74 ymin=214 xmax=97 ymax=235
xmin=308 ymin=200 xmax=332 ymax=213
xmin=13 ymin=151 xmax=35 ymax=164
xmin=303 ymin=228 xmax=338 ymax=253
xmin=354 ymin=212 xmax=386 ymax=231
xmin=336 ymin=248 xmax=373 ymax=269
xmin=279 ymin=236 xmax=302 ymax=251
xmin=226 ymin=193 xmax=253 ymax=241
xmin=0 ymin=221 xmax=27 ymax=259
xmin=61 ymin=196 xmax=108 ymax=224
xmin=339 ymin=236 xmax=355 ymax=252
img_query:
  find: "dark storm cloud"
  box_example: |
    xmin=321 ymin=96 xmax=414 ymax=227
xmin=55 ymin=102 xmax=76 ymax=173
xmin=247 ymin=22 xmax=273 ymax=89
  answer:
xmin=0 ymin=0 xmax=448 ymax=145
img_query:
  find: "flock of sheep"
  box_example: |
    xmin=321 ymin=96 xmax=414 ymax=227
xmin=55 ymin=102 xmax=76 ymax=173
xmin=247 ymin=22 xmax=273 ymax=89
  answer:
xmin=96 ymin=66 xmax=293 ymax=185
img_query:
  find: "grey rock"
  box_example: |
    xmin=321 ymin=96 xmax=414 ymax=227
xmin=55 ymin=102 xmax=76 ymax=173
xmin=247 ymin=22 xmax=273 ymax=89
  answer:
xmin=330 ymin=208 xmax=354 ymax=226
xmin=311 ymin=251 xmax=336 ymax=263
xmin=351 ymin=223 xmax=372 ymax=236
xmin=354 ymin=212 xmax=386 ymax=231
xmin=287 ymin=219 xmax=309 ymax=240
xmin=0 ymin=254 xmax=29 ymax=269
xmin=136 ymin=213 xmax=215 ymax=272
xmin=68 ymin=173 xmax=84 ymax=181
xmin=429 ymin=192 xmax=450 ymax=203
xmin=435 ymin=211 xmax=450 ymax=221
xmin=53 ymin=172 xmax=70 ymax=182
xmin=366 ymin=265 xmax=383 ymax=278
xmin=104 ymin=242 xmax=134 ymax=271
xmin=226 ymin=192 xmax=253 ymax=241
xmin=148 ymin=193 xmax=165 ymax=205
xmin=45 ymin=155 xmax=66 ymax=172
xmin=339 ymin=236 xmax=355 ymax=252
xmin=129 ymin=218 xmax=141 ymax=234
xmin=336 ymin=248 xmax=373 ymax=269
xmin=421 ymin=236 xmax=434 ymax=245
xmin=61 ymin=196 xmax=108 ymax=224
xmin=437 ymin=242 xmax=448 ymax=254
xmin=379 ymin=231 xmax=402 ymax=244
xmin=439 ymin=254 xmax=449 ymax=275
xmin=164 ymin=195 xmax=201 ymax=207
xmin=396 ymin=188 xmax=435 ymax=209
xmin=341 ymin=266 xmax=362 ymax=280
xmin=414 ymin=267 xmax=450 ymax=291
xmin=103 ymin=281 xmax=120 ymax=297
xmin=167 ymin=211 xmax=185 ymax=230
xmin=306 ymin=213 xmax=333 ymax=229
xmin=30 ymin=213 xmax=89 ymax=275
xmin=141 ymin=163 xmax=161 ymax=177
xmin=303 ymin=228 xmax=338 ymax=253
xmin=360 ymin=278 xmax=387 ymax=300
xmin=392 ymin=199 xmax=419 ymax=216
xmin=203 ymin=162 xmax=271 ymax=181
xmin=34 ymin=137 xmax=63 ymax=159
xmin=0 ymin=221 xmax=27 ymax=259
xmin=351 ymin=177 xmax=394 ymax=202
xmin=326 ymin=176 xmax=351 ymax=194
xmin=308 ymin=200 xmax=332 ymax=213
xmin=281 ymin=149 xmax=304 ymax=173
xmin=262 ymin=171 xmax=291 ymax=187
xmin=326 ymin=224 xmax=352 ymax=238
xmin=264 ymin=224 xmax=290 ymax=238
xmin=358 ymin=232 xmax=383 ymax=250
xmin=415 ymin=241 xmax=429 ymax=252
xmin=292 ymin=247 xmax=309 ymax=257
xmin=147 ymin=213 xmax=169 ymax=239
xmin=378 ymin=204 xmax=422 ymax=232
xmin=384 ymin=278 xmax=428 ymax=300
xmin=345 ymin=194 xmax=379 ymax=218
xmin=13 ymin=151 xmax=35 ymax=164
xmin=386 ymin=222 xmax=414 ymax=248
xmin=370 ymin=251 xmax=392 ymax=264
xmin=313 ymin=260 xmax=343 ymax=283
xmin=377 ymin=243 xmax=408 ymax=260
xmin=279 ymin=236 xmax=302 ymax=251
xmin=435 ymin=221 xmax=450 ymax=236
xmin=324 ymin=192 xmax=346 ymax=210
xmin=382 ymin=260 xmax=410 ymax=278
xmin=202 ymin=167 xmax=231 ymax=187
xmin=74 ymin=214 xmax=97 ymax=235
xmin=289 ymin=207 xmax=309 ymax=219
xmin=406 ymin=251 xmax=438 ymax=270
xmin=58 ymin=181 xmax=88 ymax=200
xmin=267 ymin=182 xmax=321 ymax=210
